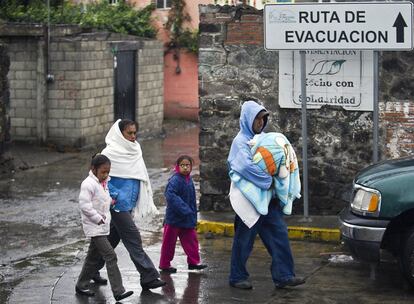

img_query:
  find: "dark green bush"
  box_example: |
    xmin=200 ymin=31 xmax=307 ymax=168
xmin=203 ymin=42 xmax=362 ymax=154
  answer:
xmin=171 ymin=29 xmax=198 ymax=54
xmin=0 ymin=0 xmax=157 ymax=38
xmin=164 ymin=0 xmax=198 ymax=54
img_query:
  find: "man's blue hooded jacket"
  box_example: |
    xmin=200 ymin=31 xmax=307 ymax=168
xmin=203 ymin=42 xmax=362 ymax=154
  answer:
xmin=227 ymin=101 xmax=272 ymax=190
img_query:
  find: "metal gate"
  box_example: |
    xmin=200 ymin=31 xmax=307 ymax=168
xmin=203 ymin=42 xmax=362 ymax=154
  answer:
xmin=114 ymin=51 xmax=136 ymax=121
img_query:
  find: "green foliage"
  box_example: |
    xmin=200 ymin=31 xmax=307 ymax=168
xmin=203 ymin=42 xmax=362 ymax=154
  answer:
xmin=165 ymin=0 xmax=198 ymax=54
xmin=173 ymin=29 xmax=198 ymax=54
xmin=0 ymin=0 xmax=157 ymax=38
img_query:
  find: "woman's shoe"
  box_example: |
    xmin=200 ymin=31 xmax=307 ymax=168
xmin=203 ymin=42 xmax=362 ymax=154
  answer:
xmin=141 ymin=278 xmax=167 ymax=290
xmin=114 ymin=290 xmax=134 ymax=301
xmin=159 ymin=267 xmax=177 ymax=273
xmin=75 ymin=286 xmax=95 ymax=297
xmin=188 ymin=264 xmax=208 ymax=270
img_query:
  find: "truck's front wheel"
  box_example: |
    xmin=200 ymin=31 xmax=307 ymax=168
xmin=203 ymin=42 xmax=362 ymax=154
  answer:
xmin=400 ymin=228 xmax=414 ymax=288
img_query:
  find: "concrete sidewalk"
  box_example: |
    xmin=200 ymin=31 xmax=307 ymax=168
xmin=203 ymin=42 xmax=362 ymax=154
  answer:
xmin=10 ymin=216 xmax=411 ymax=304
xmin=8 ymin=229 xmax=345 ymax=304
xmin=6 ymin=208 xmax=345 ymax=304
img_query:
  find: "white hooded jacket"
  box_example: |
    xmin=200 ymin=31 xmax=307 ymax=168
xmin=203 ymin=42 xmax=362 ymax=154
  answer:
xmin=79 ymin=171 xmax=112 ymax=237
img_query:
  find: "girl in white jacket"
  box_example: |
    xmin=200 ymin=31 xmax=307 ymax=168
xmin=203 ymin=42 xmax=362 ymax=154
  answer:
xmin=75 ymin=154 xmax=133 ymax=301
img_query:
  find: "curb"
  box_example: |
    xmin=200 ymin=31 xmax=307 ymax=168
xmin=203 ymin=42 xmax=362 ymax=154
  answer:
xmin=197 ymin=220 xmax=340 ymax=242
xmin=197 ymin=220 xmax=234 ymax=237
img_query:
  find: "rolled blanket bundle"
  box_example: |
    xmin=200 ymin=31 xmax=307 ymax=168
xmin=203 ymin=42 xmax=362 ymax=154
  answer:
xmin=230 ymin=132 xmax=301 ymax=215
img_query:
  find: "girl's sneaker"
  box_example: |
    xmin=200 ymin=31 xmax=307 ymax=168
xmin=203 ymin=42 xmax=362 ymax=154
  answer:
xmin=159 ymin=267 xmax=177 ymax=273
xmin=188 ymin=264 xmax=208 ymax=270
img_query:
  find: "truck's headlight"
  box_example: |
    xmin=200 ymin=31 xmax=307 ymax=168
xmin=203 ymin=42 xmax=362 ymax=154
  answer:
xmin=351 ymin=185 xmax=381 ymax=215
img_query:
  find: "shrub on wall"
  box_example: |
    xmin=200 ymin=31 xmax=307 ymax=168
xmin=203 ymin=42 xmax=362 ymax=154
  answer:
xmin=0 ymin=0 xmax=157 ymax=38
xmin=165 ymin=0 xmax=198 ymax=54
xmin=172 ymin=29 xmax=198 ymax=54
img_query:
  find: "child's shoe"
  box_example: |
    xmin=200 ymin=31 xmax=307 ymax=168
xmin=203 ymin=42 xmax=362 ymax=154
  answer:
xmin=75 ymin=285 xmax=95 ymax=297
xmin=160 ymin=267 xmax=177 ymax=273
xmin=188 ymin=264 xmax=208 ymax=270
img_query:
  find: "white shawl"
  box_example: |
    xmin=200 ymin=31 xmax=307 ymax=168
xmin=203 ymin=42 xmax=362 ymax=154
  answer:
xmin=101 ymin=119 xmax=158 ymax=219
xmin=229 ymin=181 xmax=260 ymax=228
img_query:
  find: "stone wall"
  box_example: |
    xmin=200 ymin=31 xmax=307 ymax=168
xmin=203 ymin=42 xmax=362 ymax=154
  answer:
xmin=380 ymin=52 xmax=414 ymax=158
xmin=198 ymin=5 xmax=414 ymax=214
xmin=1 ymin=24 xmax=164 ymax=148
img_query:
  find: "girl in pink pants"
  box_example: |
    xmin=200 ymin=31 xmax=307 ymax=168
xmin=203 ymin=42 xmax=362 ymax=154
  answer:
xmin=159 ymin=155 xmax=207 ymax=273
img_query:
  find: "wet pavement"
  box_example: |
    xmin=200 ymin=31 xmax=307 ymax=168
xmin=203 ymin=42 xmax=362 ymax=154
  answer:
xmin=1 ymin=120 xmax=414 ymax=303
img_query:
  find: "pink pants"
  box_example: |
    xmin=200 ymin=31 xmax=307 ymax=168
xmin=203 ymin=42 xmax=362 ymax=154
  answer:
xmin=159 ymin=224 xmax=200 ymax=268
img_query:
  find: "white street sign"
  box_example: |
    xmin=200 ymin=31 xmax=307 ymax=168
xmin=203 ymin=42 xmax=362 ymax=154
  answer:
xmin=265 ymin=2 xmax=413 ymax=50
xmin=279 ymin=50 xmax=373 ymax=111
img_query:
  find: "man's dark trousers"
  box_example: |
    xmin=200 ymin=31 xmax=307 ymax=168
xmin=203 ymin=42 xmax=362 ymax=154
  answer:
xmin=229 ymin=200 xmax=295 ymax=285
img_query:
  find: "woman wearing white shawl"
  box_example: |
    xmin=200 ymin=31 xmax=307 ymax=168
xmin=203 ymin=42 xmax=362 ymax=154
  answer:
xmin=96 ymin=119 xmax=166 ymax=290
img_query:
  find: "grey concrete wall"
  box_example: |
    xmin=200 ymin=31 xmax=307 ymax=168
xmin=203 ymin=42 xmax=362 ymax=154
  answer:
xmin=198 ymin=5 xmax=414 ymax=214
xmin=48 ymin=34 xmax=114 ymax=147
xmin=7 ymin=38 xmax=38 ymax=140
xmin=2 ymin=25 xmax=164 ymax=148
xmin=0 ymin=44 xmax=10 ymax=157
xmin=137 ymin=40 xmax=164 ymax=136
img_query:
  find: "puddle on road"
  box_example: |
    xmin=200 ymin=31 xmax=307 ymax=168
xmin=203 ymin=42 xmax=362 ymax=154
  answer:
xmin=0 ymin=220 xmax=84 ymax=265
xmin=142 ymin=120 xmax=200 ymax=169
xmin=328 ymin=254 xmax=354 ymax=263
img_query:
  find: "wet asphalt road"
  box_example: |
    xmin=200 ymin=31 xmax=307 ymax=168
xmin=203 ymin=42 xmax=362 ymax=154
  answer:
xmin=1 ymin=120 xmax=414 ymax=303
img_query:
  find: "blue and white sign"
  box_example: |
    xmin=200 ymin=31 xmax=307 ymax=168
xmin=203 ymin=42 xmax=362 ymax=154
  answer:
xmin=265 ymin=2 xmax=413 ymax=50
xmin=279 ymin=50 xmax=374 ymax=111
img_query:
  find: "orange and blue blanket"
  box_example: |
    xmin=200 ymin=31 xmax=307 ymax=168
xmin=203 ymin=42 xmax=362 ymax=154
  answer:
xmin=229 ymin=132 xmax=301 ymax=215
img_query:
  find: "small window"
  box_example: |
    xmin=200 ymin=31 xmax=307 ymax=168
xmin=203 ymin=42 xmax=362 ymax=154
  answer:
xmin=157 ymin=0 xmax=172 ymax=9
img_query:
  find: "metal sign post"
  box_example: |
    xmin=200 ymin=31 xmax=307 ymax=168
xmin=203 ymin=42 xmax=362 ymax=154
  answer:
xmin=300 ymin=51 xmax=310 ymax=220
xmin=373 ymin=51 xmax=379 ymax=163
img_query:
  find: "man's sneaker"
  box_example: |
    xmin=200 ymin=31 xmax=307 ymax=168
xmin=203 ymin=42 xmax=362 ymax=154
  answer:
xmin=91 ymin=274 xmax=108 ymax=285
xmin=188 ymin=264 xmax=208 ymax=270
xmin=114 ymin=290 xmax=134 ymax=301
xmin=75 ymin=286 xmax=95 ymax=297
xmin=160 ymin=267 xmax=177 ymax=273
xmin=141 ymin=278 xmax=167 ymax=290
xmin=275 ymin=277 xmax=306 ymax=289
xmin=229 ymin=280 xmax=253 ymax=290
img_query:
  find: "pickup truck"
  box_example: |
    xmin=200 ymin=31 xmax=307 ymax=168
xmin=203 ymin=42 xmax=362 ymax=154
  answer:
xmin=339 ymin=156 xmax=414 ymax=286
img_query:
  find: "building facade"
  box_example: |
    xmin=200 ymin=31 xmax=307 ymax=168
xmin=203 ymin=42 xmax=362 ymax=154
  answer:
xmin=130 ymin=0 xmax=211 ymax=121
